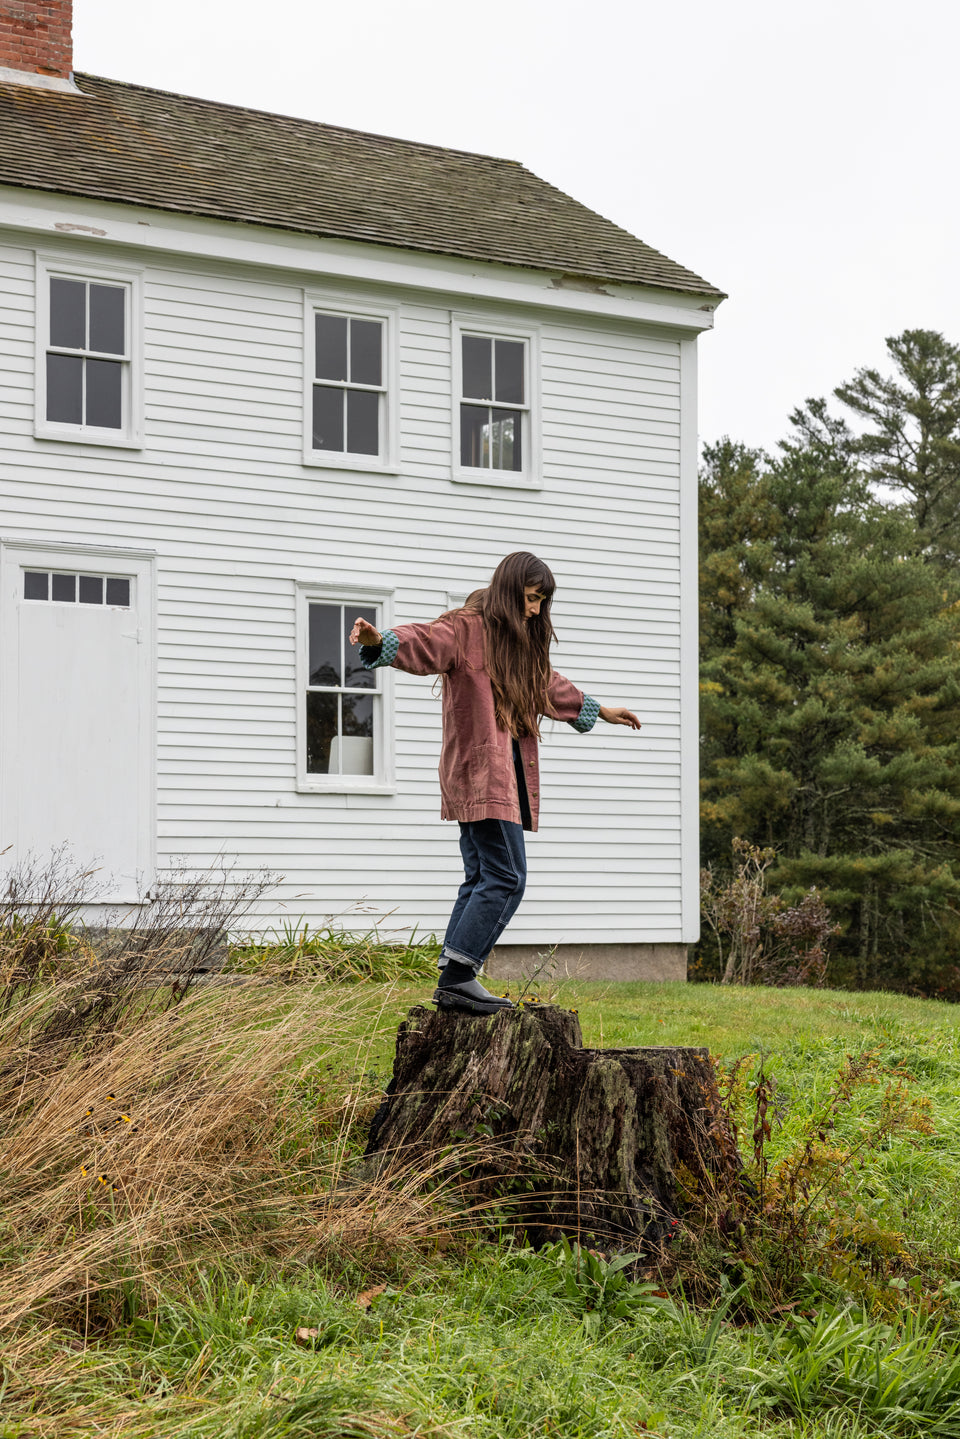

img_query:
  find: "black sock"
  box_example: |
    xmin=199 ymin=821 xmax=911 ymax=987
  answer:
xmin=438 ymin=959 xmax=475 ymax=987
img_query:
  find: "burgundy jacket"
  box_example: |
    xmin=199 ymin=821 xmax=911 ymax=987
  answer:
xmin=362 ymin=609 xmax=599 ymax=832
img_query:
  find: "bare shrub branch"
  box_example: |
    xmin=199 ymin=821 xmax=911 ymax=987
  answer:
xmin=701 ymin=838 xmax=839 ymax=987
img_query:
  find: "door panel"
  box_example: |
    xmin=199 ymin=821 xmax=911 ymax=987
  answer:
xmin=0 ymin=546 xmax=154 ymax=901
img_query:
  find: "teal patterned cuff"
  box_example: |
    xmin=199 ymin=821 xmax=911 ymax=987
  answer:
xmin=570 ymin=694 xmax=600 ymax=733
xmin=359 ymin=628 xmax=399 ymax=669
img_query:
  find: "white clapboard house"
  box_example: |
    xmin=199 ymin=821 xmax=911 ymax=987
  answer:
xmin=0 ymin=3 xmax=723 ymax=978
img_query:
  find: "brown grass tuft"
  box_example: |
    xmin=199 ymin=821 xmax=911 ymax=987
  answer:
xmin=0 ymin=977 xmax=360 ymax=1330
xmin=0 ymin=857 xmax=476 ymax=1343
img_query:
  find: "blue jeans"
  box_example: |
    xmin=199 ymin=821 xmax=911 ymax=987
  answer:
xmin=439 ymin=819 xmax=527 ymax=975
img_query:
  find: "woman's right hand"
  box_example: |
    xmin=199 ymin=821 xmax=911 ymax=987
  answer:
xmin=349 ymin=616 xmax=383 ymax=648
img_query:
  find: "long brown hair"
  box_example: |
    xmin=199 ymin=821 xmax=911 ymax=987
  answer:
xmin=464 ymin=552 xmax=557 ymax=738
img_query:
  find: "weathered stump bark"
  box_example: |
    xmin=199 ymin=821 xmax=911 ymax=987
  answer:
xmin=365 ymin=1003 xmax=739 ymax=1248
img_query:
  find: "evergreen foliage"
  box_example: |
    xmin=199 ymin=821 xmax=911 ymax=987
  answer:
xmin=836 ymin=329 xmax=960 ymax=566
xmin=699 ymin=372 xmax=960 ymax=993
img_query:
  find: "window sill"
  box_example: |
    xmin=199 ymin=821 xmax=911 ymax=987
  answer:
xmin=35 ymin=423 xmax=142 ymax=450
xmin=302 ymin=449 xmax=401 ymax=475
xmin=296 ymin=780 xmax=397 ymax=796
xmin=451 ymin=467 xmax=543 ymax=491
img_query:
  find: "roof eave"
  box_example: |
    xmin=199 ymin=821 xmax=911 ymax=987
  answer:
xmin=0 ymin=180 xmax=724 ymax=330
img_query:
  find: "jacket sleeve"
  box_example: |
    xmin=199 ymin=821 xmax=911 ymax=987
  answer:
xmin=360 ymin=615 xmax=461 ymax=677
xmin=546 ymin=671 xmax=601 ymax=733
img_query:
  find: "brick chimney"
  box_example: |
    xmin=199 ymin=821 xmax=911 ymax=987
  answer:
xmin=0 ymin=1 xmax=73 ymax=81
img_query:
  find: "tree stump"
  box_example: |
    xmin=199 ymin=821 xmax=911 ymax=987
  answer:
xmin=365 ymin=1002 xmax=740 ymax=1248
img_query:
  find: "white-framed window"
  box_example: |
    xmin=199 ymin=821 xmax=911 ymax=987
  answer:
xmin=34 ymin=253 xmax=142 ymax=447
xmin=295 ymin=583 xmax=395 ymax=793
xmin=21 ymin=567 xmax=132 ymax=607
xmin=451 ymin=315 xmax=540 ymax=489
xmin=302 ymin=294 xmax=399 ymax=472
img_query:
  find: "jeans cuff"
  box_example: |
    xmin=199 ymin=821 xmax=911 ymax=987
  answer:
xmin=438 ymin=943 xmax=483 ymax=974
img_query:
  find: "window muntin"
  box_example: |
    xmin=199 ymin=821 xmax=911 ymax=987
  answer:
xmin=459 ymin=333 xmax=527 ymax=473
xmin=23 ymin=570 xmax=131 ymax=607
xmin=312 ymin=313 xmax=385 ymax=459
xmin=45 ymin=277 xmax=129 ymax=431
xmin=305 ymin=600 xmax=381 ymax=777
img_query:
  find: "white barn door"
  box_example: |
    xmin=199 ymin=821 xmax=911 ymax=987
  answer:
xmin=0 ymin=543 xmax=154 ymax=901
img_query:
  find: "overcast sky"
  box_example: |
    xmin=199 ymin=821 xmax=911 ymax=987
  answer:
xmin=72 ymin=0 xmax=958 ymax=456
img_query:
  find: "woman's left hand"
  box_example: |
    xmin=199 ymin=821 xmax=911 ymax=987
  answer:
xmin=599 ymin=705 xmax=641 ymax=729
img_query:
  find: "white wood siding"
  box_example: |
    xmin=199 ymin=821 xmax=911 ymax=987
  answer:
xmin=0 ymin=233 xmax=691 ymax=946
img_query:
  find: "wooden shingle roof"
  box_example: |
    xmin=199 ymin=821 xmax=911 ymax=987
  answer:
xmin=0 ymin=72 xmax=723 ymax=298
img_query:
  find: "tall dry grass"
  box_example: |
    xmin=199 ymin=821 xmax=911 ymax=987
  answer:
xmin=2 ymin=980 xmax=346 ymax=1329
xmin=0 ymin=855 xmax=472 ymax=1342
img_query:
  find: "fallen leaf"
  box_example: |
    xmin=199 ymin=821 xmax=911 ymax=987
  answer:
xmin=355 ymin=1284 xmax=387 ymax=1309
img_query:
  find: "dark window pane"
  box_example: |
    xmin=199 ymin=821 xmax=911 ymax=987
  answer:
xmin=462 ymin=335 xmax=492 ymax=400
xmin=89 ymin=284 xmax=125 ymax=355
xmin=315 ymin=313 xmax=348 ymax=381
xmin=341 ymin=692 xmax=374 ymax=738
xmin=350 ymin=319 xmax=382 ymax=386
xmin=52 ymin=573 xmax=76 ymax=602
xmin=49 ymin=277 xmax=86 ymax=349
xmin=312 ymin=385 xmax=344 ymax=451
xmin=79 ymin=575 xmax=104 ymax=604
xmin=106 ymin=577 xmax=130 ymax=607
xmin=343 ymin=606 xmax=377 ymax=689
xmin=24 ymin=571 xmax=48 ymax=600
xmin=309 ymin=603 xmax=341 ymax=686
xmin=339 ymin=694 xmax=375 ymax=774
xmin=495 ymin=339 xmax=524 ymax=404
xmin=85 ymin=358 xmax=122 ymax=429
xmin=46 ymin=353 xmax=83 ymax=425
xmin=306 ymin=691 xmax=339 ymax=774
xmin=347 ymin=389 xmax=379 ymax=456
xmin=461 ymin=404 xmax=490 ymax=468
xmin=491 ymin=408 xmax=522 ymax=471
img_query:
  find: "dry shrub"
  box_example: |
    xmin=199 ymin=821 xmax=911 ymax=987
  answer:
xmin=701 ymin=838 xmax=839 ymax=987
xmin=668 ymin=1045 xmax=936 ymax=1314
xmin=0 ymin=846 xmax=97 ymax=1006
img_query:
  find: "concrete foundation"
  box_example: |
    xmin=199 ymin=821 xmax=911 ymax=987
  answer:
xmin=485 ymin=942 xmax=687 ymax=983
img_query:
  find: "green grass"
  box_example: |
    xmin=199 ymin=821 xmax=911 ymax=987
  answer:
xmin=8 ymin=977 xmax=960 ymax=1438
xmin=342 ymin=973 xmax=960 ymax=1051
xmin=228 ymin=921 xmax=441 ymax=984
xmin=517 ymin=978 xmax=960 ymax=1055
xmin=20 ymin=1252 xmax=960 ymax=1437
xmin=323 ymin=977 xmax=960 ymax=1292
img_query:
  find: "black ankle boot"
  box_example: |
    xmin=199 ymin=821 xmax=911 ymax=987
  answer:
xmin=433 ymin=975 xmax=514 ymax=1015
xmin=437 ymin=958 xmax=475 ymax=988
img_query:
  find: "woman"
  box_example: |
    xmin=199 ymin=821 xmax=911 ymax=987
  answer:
xmin=349 ymin=552 xmax=640 ymax=1015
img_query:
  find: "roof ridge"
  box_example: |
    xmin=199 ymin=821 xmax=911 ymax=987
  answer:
xmin=73 ymin=71 xmax=528 ymax=169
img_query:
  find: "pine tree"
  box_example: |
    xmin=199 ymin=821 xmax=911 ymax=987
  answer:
xmin=835 ymin=329 xmax=960 ymax=567
xmin=699 ymin=405 xmax=960 ymax=990
xmin=698 ymin=438 xmax=776 ymax=659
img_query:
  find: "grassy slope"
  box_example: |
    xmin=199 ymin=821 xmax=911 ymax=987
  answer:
xmin=357 ymin=979 xmax=960 ymax=1272
xmin=9 ymin=981 xmax=960 ymax=1439
xmin=371 ymin=977 xmax=960 ymax=1055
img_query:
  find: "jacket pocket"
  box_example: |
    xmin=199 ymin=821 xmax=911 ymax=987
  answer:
xmin=468 ymin=742 xmax=515 ymax=805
